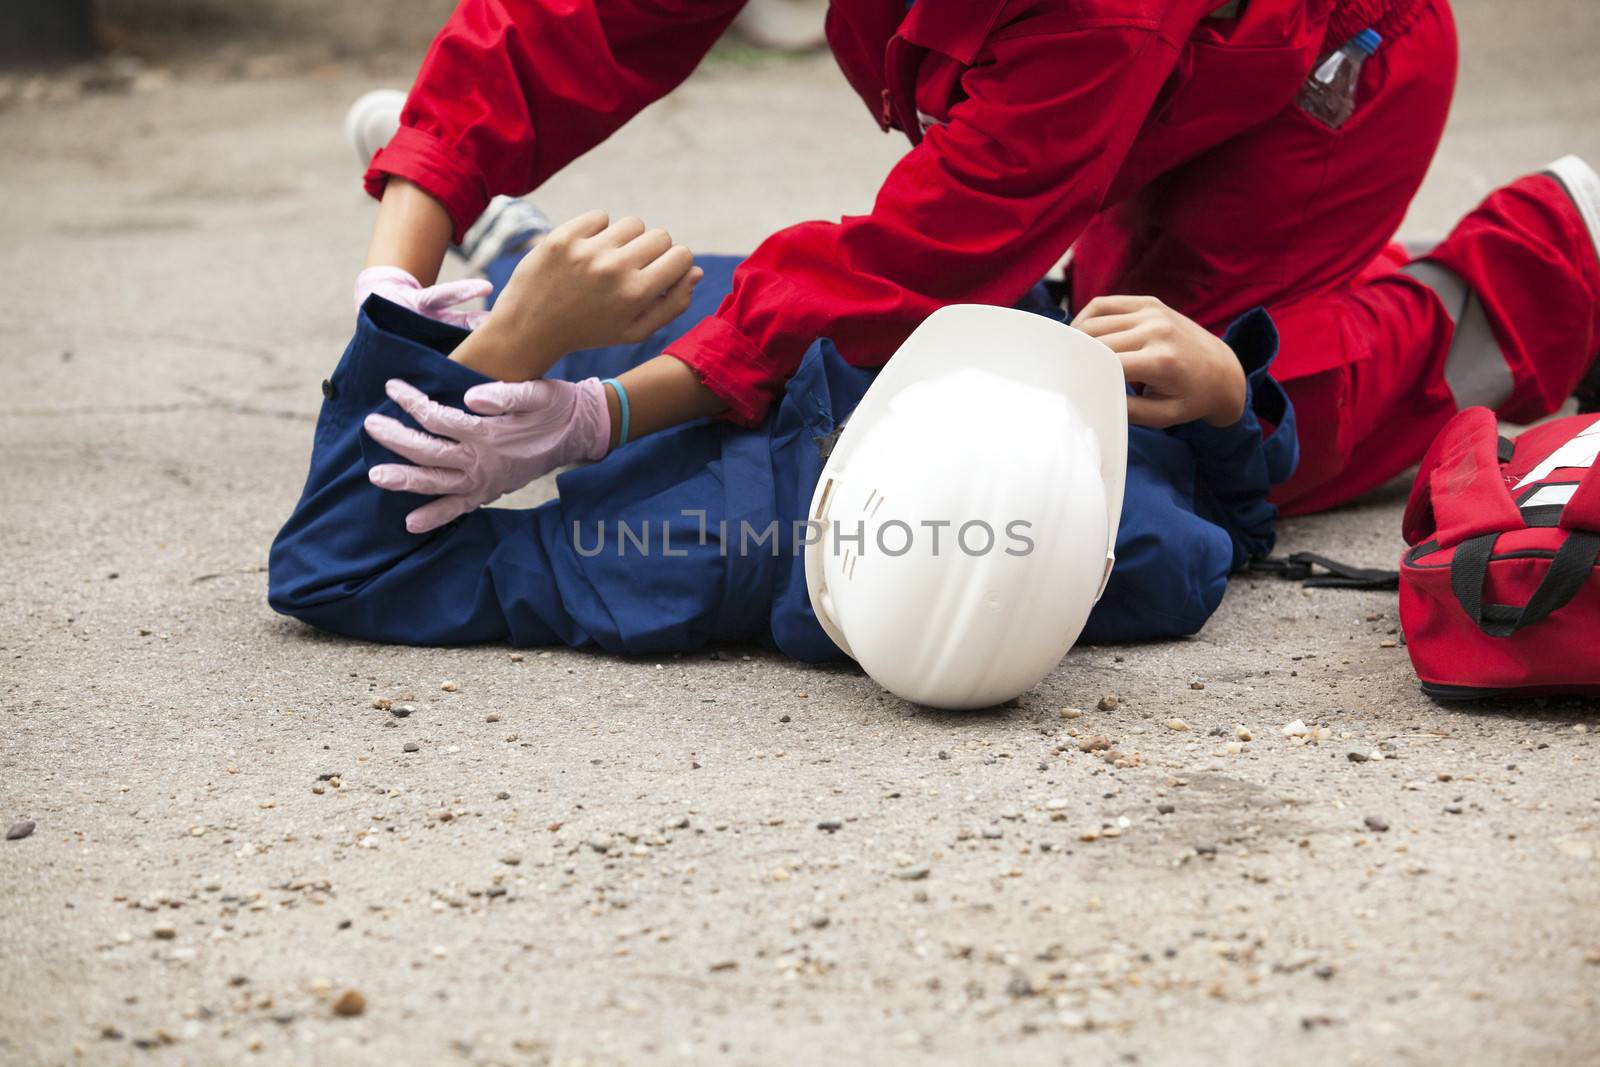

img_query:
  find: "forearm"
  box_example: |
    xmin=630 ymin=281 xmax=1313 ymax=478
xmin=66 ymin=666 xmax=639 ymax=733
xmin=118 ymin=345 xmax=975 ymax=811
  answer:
xmin=450 ymin=336 xmax=721 ymax=447
xmin=450 ymin=322 xmax=565 ymax=382
xmin=451 ymin=338 xmax=720 ymax=452
xmin=607 ymin=355 xmax=725 ymax=449
xmin=366 ymin=178 xmax=453 ymax=283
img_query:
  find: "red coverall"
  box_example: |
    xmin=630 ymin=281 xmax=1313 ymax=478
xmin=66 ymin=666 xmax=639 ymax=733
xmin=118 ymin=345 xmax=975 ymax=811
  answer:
xmin=365 ymin=0 xmax=1600 ymax=514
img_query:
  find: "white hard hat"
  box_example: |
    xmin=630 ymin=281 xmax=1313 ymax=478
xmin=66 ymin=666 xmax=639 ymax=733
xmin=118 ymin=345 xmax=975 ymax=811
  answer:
xmin=804 ymin=304 xmax=1128 ymax=709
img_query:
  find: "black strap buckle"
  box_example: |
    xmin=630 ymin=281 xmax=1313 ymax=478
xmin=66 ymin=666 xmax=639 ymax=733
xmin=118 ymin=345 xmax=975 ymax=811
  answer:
xmin=1245 ymin=555 xmax=1314 ymax=581
xmin=1246 ymin=552 xmax=1400 ymax=591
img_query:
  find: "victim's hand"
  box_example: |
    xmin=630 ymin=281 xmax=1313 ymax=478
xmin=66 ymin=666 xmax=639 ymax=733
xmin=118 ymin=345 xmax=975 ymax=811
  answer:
xmin=1072 ymin=295 xmax=1246 ymax=428
xmin=453 ymin=210 xmax=704 ymax=381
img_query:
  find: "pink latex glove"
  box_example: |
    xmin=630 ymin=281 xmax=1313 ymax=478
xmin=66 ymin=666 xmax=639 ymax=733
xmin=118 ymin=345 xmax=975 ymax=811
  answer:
xmin=364 ymin=378 xmax=612 ymax=533
xmin=354 ymin=266 xmax=493 ymax=330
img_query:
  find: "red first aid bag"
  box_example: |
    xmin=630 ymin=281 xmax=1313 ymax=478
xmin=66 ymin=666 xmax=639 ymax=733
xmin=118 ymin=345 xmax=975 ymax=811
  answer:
xmin=1400 ymin=408 xmax=1600 ymax=699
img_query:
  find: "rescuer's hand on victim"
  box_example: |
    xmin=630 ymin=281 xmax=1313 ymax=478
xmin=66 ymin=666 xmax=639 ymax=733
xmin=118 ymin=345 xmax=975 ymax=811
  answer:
xmin=451 ymin=210 xmax=703 ymax=382
xmin=1073 ymin=295 xmax=1247 ymax=429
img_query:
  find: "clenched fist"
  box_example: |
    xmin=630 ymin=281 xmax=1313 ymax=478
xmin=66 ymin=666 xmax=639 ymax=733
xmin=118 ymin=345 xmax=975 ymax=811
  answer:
xmin=1073 ymin=295 xmax=1246 ymax=429
xmin=453 ymin=210 xmax=703 ymax=381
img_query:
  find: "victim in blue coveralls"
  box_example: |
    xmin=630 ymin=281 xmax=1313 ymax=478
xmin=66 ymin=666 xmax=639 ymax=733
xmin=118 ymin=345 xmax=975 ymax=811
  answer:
xmin=268 ymin=255 xmax=1298 ymax=657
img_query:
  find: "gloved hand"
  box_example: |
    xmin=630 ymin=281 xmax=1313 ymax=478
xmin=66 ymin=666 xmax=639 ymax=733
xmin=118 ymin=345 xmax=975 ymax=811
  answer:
xmin=364 ymin=377 xmax=612 ymax=533
xmin=354 ymin=266 xmax=493 ymax=330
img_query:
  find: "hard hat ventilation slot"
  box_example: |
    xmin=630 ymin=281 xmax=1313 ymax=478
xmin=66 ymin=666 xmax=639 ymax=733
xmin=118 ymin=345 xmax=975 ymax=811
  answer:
xmin=813 ymin=478 xmax=836 ymax=523
xmin=863 ymin=489 xmax=886 ymax=518
xmin=844 ymin=549 xmax=858 ymax=580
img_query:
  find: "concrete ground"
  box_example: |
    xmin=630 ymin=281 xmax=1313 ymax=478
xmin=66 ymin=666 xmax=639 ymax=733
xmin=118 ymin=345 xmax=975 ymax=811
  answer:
xmin=3 ymin=3 xmax=1599 ymax=1064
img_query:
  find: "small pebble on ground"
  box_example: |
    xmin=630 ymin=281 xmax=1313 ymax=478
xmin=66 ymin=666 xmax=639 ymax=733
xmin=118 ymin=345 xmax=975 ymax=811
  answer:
xmin=331 ymin=989 xmax=366 ymax=1017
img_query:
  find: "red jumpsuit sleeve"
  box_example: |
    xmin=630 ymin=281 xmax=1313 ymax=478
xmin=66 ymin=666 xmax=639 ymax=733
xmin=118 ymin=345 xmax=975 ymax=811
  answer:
xmin=669 ymin=25 xmax=1179 ymax=425
xmin=365 ymin=0 xmax=748 ymax=242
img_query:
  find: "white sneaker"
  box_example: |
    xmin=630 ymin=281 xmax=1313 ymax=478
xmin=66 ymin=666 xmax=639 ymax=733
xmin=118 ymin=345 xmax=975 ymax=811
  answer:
xmin=344 ymin=88 xmax=407 ymax=166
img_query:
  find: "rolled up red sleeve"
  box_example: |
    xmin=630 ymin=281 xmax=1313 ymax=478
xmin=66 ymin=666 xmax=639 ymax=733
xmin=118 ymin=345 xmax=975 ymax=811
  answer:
xmin=365 ymin=127 xmax=490 ymax=245
xmin=364 ymin=0 xmax=747 ymax=243
xmin=667 ymin=314 xmax=790 ymax=426
xmin=671 ymin=23 xmax=1178 ymax=425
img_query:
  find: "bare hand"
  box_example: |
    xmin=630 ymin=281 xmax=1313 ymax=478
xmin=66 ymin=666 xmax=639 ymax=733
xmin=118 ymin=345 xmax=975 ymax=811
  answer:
xmin=455 ymin=210 xmax=703 ymax=380
xmin=1072 ymin=295 xmax=1246 ymax=428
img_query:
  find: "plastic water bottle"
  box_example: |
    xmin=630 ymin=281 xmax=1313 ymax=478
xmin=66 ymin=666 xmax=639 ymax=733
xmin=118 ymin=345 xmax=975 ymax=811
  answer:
xmin=1296 ymin=28 xmax=1382 ymax=129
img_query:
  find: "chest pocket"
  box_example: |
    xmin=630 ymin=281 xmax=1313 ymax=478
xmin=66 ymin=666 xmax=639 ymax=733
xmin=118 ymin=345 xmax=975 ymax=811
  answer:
xmin=1154 ymin=0 xmax=1330 ymax=140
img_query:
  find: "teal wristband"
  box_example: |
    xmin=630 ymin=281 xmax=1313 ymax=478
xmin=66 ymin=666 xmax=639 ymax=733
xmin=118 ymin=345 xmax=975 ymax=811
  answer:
xmin=601 ymin=377 xmax=630 ymax=447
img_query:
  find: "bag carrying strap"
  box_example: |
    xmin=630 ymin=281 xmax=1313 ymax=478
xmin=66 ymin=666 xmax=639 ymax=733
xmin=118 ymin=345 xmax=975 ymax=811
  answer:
xmin=1449 ymin=531 xmax=1600 ymax=637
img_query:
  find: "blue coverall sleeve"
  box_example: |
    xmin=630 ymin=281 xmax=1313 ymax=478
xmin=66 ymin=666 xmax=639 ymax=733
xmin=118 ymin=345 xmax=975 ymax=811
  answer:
xmin=1167 ymin=307 xmax=1298 ymax=567
xmin=1081 ymin=308 xmax=1296 ymax=643
xmin=1171 ymin=307 xmax=1292 ymax=566
xmin=267 ymin=298 xmax=590 ymax=648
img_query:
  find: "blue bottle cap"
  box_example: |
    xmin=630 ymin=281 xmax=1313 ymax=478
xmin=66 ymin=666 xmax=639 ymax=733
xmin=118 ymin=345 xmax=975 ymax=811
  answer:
xmin=1353 ymin=28 xmax=1382 ymax=56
